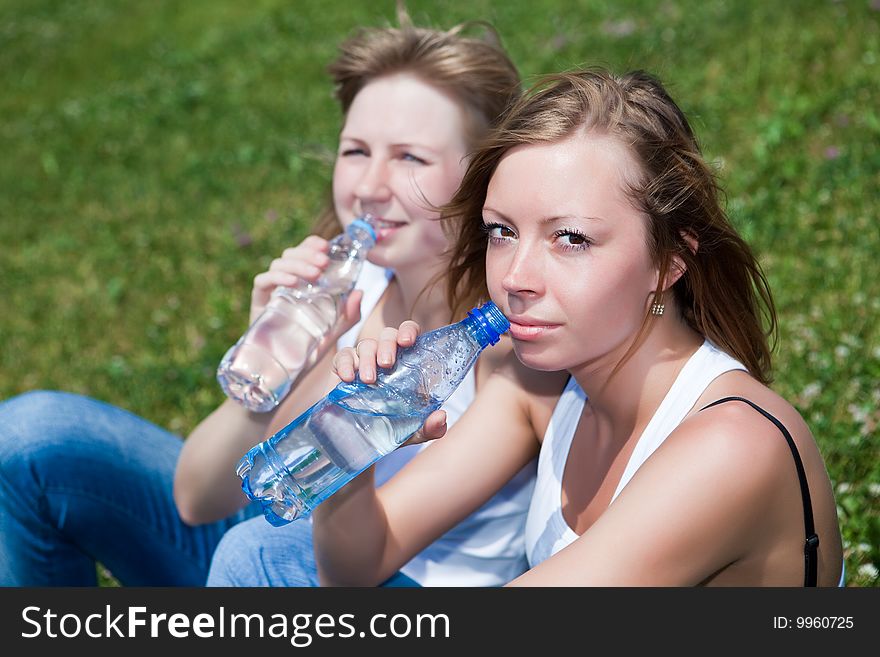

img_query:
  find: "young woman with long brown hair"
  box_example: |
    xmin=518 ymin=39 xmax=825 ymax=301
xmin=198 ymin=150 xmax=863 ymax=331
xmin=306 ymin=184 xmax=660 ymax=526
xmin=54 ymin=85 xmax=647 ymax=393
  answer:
xmin=319 ymin=68 xmax=845 ymax=586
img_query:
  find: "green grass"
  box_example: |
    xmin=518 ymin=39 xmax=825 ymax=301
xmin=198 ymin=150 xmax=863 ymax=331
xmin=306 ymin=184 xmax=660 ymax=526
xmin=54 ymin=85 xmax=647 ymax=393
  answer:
xmin=1 ymin=0 xmax=877 ymax=587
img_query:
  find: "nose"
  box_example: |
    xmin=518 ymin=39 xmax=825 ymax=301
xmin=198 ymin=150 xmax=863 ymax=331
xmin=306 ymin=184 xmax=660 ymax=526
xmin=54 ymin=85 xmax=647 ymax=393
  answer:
xmin=499 ymin=242 xmax=544 ymax=299
xmin=355 ymin=157 xmax=392 ymax=207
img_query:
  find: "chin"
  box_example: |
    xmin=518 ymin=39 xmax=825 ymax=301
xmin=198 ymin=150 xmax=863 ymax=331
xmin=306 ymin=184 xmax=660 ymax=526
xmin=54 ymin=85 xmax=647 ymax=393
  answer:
xmin=511 ymin=343 xmax=570 ymax=372
xmin=366 ymin=247 xmax=395 ymax=268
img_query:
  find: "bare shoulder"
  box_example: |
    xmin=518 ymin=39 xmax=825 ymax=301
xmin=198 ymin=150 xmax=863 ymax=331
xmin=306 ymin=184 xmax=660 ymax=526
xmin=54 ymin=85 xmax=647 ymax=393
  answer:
xmin=654 ymin=372 xmax=843 ymax=584
xmin=475 ymin=334 xmax=514 ymax=382
xmin=482 ymin=348 xmax=568 ymax=438
xmin=668 ymin=371 xmax=821 ymax=497
xmin=691 ymin=370 xmax=818 ymax=459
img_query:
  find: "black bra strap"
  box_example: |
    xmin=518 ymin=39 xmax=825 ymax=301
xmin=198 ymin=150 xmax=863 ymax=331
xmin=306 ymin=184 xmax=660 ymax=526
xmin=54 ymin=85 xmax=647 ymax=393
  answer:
xmin=700 ymin=396 xmax=818 ymax=587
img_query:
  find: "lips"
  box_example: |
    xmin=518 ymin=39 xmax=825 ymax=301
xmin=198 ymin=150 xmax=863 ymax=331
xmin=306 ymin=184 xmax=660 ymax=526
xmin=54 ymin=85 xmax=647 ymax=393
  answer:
xmin=369 ymin=217 xmax=407 ymax=242
xmin=505 ymin=315 xmax=562 ymax=341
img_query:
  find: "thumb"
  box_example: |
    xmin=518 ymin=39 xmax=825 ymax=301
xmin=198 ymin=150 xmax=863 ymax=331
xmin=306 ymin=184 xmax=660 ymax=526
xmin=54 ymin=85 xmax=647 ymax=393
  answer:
xmin=314 ymin=289 xmax=365 ymax=362
xmin=340 ymin=289 xmax=363 ymax=330
xmin=327 ymin=289 xmax=363 ymax=344
xmin=405 ymin=410 xmax=448 ymax=446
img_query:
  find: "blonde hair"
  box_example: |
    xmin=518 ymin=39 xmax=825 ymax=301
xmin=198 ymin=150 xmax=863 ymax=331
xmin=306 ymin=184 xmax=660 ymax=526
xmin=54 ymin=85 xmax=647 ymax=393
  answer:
xmin=311 ymin=4 xmax=520 ymax=238
xmin=444 ymin=68 xmax=777 ymax=383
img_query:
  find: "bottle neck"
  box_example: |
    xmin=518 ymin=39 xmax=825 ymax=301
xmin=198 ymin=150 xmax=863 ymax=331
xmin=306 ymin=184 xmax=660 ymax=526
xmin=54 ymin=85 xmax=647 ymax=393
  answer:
xmin=343 ymin=219 xmax=377 ymax=251
xmin=462 ymin=302 xmax=508 ymax=348
xmin=461 ymin=317 xmax=492 ymax=354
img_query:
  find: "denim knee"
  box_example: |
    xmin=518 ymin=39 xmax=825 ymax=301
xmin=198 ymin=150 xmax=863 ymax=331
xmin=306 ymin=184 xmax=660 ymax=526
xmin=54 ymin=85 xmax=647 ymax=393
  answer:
xmin=207 ymin=521 xmax=267 ymax=586
xmin=0 ymin=391 xmax=96 ymax=575
xmin=207 ymin=517 xmax=318 ymax=587
xmin=0 ymin=391 xmax=74 ymax=492
xmin=0 ymin=390 xmax=66 ymax=438
xmin=0 ymin=389 xmax=176 ymax=513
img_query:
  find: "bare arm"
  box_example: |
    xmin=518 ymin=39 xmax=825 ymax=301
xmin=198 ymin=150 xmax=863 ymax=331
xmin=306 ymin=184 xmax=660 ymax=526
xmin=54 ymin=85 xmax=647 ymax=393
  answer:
xmin=314 ymin=324 xmax=565 ymax=586
xmin=173 ymin=237 xmax=362 ymax=525
xmin=507 ymin=400 xmax=807 ymax=586
xmin=173 ymin=349 xmax=348 ymax=524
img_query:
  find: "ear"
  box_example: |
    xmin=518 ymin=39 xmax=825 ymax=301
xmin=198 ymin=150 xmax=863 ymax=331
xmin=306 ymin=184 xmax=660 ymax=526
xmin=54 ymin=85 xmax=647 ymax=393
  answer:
xmin=660 ymin=230 xmax=698 ymax=292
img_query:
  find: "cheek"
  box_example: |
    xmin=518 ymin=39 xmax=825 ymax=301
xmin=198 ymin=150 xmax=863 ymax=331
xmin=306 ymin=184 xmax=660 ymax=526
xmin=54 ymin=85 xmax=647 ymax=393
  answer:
xmin=332 ymin=158 xmax=365 ymax=196
xmin=485 ymin=252 xmax=507 ymax=298
xmin=331 ymin=163 xmax=350 ymax=203
xmin=568 ymin=262 xmax=651 ymax=327
xmin=417 ymin=218 xmax=448 ymax=249
xmin=436 ymin=167 xmax=466 ymax=199
xmin=406 ymin=165 xmax=465 ymax=207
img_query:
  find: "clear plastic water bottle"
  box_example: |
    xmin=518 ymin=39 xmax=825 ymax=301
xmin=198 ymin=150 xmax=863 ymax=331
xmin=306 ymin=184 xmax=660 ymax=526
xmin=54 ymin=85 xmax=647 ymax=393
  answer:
xmin=235 ymin=300 xmax=510 ymax=526
xmin=216 ymin=216 xmax=378 ymax=413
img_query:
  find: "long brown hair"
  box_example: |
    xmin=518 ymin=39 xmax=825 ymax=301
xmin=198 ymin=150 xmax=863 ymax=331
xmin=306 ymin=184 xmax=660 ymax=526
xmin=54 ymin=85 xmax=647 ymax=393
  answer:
xmin=444 ymin=68 xmax=777 ymax=383
xmin=310 ymin=4 xmax=521 ymax=239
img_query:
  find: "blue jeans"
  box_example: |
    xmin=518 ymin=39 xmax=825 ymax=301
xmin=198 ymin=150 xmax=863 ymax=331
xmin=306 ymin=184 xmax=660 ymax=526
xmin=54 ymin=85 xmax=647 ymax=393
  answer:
xmin=207 ymin=515 xmax=420 ymax=587
xmin=0 ymin=391 xmax=257 ymax=586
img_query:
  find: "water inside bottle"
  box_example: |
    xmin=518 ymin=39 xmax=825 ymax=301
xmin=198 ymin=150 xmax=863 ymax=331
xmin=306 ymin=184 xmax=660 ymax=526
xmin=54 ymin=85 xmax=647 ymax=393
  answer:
xmin=216 ymin=289 xmax=339 ymax=411
xmin=218 ymin=217 xmax=374 ymax=413
xmin=259 ymin=291 xmax=336 ymax=370
xmin=318 ymin=244 xmax=363 ymax=295
xmin=216 ymin=342 xmax=290 ymax=412
xmin=238 ymin=392 xmax=429 ymax=524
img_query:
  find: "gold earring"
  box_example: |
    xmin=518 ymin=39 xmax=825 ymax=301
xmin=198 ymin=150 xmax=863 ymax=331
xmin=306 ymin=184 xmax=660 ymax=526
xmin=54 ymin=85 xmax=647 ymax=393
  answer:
xmin=651 ymin=297 xmax=665 ymax=316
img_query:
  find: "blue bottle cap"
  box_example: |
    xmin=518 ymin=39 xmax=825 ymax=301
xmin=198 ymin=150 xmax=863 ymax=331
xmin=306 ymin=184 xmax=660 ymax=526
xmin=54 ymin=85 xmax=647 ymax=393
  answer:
xmin=349 ymin=215 xmax=377 ymax=242
xmin=467 ymin=300 xmax=510 ymax=346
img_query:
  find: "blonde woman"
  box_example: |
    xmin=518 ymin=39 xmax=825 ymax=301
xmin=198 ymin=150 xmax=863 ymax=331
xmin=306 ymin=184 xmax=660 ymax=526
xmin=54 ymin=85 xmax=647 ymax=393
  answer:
xmin=0 ymin=10 xmax=532 ymax=587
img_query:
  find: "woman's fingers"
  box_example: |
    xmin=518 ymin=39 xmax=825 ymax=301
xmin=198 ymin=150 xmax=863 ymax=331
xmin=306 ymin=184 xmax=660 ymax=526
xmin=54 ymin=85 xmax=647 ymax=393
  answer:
xmin=368 ymin=320 xmax=422 ymax=370
xmin=267 ymin=236 xmax=331 ymax=280
xmin=267 ymin=259 xmax=323 ymax=280
xmin=249 ymin=271 xmax=298 ymax=322
xmin=332 ymin=347 xmax=359 ymax=382
xmin=297 ymin=235 xmax=331 ymax=252
xmin=355 ymin=338 xmax=379 ymax=383
xmin=333 ymin=319 xmax=425 ymax=384
xmin=281 ymin=235 xmax=329 ymax=260
xmin=249 ymin=236 xmax=332 ymax=322
xmin=269 ymin=248 xmax=329 ymax=279
xmin=376 ymin=326 xmax=400 ymax=368
xmin=252 ymin=270 xmax=298 ymax=294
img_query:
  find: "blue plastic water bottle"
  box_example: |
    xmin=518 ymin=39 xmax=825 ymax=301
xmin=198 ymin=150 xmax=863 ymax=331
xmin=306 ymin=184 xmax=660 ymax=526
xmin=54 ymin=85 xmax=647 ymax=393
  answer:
xmin=235 ymin=300 xmax=510 ymax=525
xmin=216 ymin=216 xmax=377 ymax=412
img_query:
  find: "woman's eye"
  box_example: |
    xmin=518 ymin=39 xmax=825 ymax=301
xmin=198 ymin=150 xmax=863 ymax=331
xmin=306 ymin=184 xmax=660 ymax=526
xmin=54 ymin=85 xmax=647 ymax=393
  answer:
xmin=482 ymin=222 xmax=516 ymax=242
xmin=340 ymin=148 xmax=367 ymax=157
xmin=401 ymin=153 xmax=428 ymax=164
xmin=556 ymin=230 xmax=592 ymax=251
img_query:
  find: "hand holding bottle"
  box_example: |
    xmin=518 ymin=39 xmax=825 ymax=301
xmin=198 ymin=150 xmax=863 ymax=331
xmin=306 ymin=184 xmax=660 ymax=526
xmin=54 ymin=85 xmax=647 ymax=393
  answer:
xmin=217 ymin=216 xmax=377 ymax=412
xmin=236 ymin=301 xmax=509 ymax=525
xmin=249 ymin=236 xmax=332 ymax=324
xmin=248 ymin=236 xmax=364 ymax=348
xmin=332 ymin=320 xmax=448 ymax=447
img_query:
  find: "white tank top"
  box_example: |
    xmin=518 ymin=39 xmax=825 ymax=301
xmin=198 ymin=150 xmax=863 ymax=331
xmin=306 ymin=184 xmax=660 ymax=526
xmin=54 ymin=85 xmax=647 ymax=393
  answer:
xmin=339 ymin=262 xmax=537 ymax=586
xmin=524 ymin=340 xmax=746 ymax=568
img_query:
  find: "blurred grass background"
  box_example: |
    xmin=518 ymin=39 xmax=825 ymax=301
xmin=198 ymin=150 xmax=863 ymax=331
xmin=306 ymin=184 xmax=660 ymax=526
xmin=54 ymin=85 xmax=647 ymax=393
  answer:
xmin=0 ymin=0 xmax=877 ymax=587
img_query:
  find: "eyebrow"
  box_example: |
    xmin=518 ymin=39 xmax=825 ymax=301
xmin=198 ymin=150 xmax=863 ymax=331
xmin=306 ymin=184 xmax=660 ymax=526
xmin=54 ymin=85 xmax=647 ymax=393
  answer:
xmin=338 ymin=135 xmax=440 ymax=154
xmin=482 ymin=207 xmax=606 ymax=225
